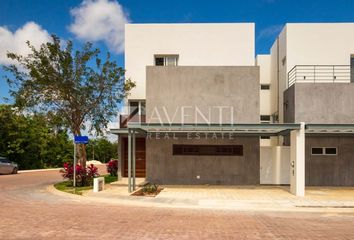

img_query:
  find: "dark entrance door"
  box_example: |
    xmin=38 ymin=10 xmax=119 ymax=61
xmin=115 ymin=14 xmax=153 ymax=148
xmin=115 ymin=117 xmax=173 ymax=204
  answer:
xmin=123 ymin=137 xmax=146 ymax=177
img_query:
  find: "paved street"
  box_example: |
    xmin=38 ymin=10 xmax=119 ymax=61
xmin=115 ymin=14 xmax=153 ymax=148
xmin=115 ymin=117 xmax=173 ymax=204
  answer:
xmin=1 ymin=170 xmax=354 ymax=239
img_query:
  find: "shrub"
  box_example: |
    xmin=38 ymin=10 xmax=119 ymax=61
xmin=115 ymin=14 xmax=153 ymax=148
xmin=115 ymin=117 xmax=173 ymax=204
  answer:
xmin=87 ymin=164 xmax=99 ymax=178
xmin=142 ymin=183 xmax=158 ymax=194
xmin=60 ymin=163 xmax=100 ymax=186
xmin=106 ymin=159 xmax=118 ymax=176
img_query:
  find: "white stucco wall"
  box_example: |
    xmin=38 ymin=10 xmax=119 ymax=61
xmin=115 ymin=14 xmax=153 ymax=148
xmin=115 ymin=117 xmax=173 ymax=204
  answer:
xmin=256 ymin=54 xmax=274 ymax=146
xmin=125 ymin=23 xmax=255 ymax=100
xmin=286 ymin=23 xmax=354 ymax=73
xmin=270 ymin=23 xmax=354 ymax=124
xmin=260 ymin=146 xmax=290 ymax=185
xmin=256 ymin=54 xmax=272 ymax=116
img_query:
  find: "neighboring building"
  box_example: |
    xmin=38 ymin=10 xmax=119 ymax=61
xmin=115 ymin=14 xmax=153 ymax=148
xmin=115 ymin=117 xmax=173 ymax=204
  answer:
xmin=277 ymin=23 xmax=354 ymax=187
xmin=112 ymin=23 xmax=354 ymax=195
xmin=270 ymin=23 xmax=354 ymax=124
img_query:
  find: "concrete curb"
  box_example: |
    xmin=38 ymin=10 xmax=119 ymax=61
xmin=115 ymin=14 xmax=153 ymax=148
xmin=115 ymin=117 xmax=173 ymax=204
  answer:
xmin=46 ymin=184 xmax=354 ymax=213
xmin=19 ymin=164 xmax=106 ymax=173
xmin=19 ymin=168 xmax=61 ymax=173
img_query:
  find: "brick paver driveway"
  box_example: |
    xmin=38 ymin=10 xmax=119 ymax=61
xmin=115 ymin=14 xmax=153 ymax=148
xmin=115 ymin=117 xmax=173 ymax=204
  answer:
xmin=1 ymin=170 xmax=354 ymax=240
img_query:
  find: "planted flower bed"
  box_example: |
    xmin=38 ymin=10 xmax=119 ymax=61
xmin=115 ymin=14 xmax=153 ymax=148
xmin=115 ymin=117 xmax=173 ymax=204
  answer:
xmin=131 ymin=183 xmax=163 ymax=197
xmin=55 ymin=162 xmax=118 ymax=195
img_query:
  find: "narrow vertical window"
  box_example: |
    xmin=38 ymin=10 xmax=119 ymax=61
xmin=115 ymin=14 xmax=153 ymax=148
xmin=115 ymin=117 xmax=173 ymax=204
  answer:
xmin=351 ymin=54 xmax=354 ymax=83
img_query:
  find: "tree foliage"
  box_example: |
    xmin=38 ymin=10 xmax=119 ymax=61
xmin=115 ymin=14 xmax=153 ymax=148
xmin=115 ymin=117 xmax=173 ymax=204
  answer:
xmin=86 ymin=138 xmax=118 ymax=163
xmin=3 ymin=35 xmax=134 ymax=167
xmin=0 ymin=104 xmax=73 ymax=169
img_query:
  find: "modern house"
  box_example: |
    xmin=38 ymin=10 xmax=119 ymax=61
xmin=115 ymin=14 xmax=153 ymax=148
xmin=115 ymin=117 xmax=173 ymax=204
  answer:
xmin=111 ymin=23 xmax=354 ymax=196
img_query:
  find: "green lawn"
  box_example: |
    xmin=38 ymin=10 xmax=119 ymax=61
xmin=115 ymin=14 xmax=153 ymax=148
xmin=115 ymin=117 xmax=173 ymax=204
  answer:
xmin=54 ymin=174 xmax=118 ymax=195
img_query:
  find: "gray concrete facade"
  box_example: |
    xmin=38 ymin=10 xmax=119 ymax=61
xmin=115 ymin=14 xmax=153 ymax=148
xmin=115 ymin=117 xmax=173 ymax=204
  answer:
xmin=143 ymin=66 xmax=260 ymax=185
xmin=146 ymin=66 xmax=260 ymax=124
xmin=305 ymin=136 xmax=354 ymax=186
xmin=283 ymin=83 xmax=354 ymax=186
xmin=146 ymin=136 xmax=260 ymax=185
xmin=284 ymin=83 xmax=354 ymax=123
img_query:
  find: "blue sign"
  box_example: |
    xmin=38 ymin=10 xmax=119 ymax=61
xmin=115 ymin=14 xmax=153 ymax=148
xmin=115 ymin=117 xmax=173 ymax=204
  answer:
xmin=74 ymin=136 xmax=89 ymax=144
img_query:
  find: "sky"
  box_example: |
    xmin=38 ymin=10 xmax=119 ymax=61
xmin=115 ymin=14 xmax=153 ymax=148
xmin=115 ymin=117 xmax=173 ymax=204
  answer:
xmin=1 ymin=0 xmax=354 ymax=103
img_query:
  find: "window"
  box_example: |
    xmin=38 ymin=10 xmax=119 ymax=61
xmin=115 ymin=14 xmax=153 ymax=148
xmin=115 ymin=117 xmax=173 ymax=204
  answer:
xmin=129 ymin=101 xmax=139 ymax=115
xmin=261 ymin=84 xmax=270 ymax=90
xmin=351 ymin=55 xmax=354 ymax=82
xmin=128 ymin=100 xmax=146 ymax=123
xmin=155 ymin=57 xmax=164 ymax=66
xmin=173 ymin=145 xmax=243 ymax=156
xmin=260 ymin=115 xmax=271 ymax=123
xmin=154 ymin=55 xmax=178 ymax=66
xmin=140 ymin=101 xmax=146 ymax=115
xmin=325 ymin=148 xmax=337 ymax=155
xmin=311 ymin=148 xmax=323 ymax=155
xmin=260 ymin=136 xmax=270 ymax=139
xmin=311 ymin=147 xmax=337 ymax=155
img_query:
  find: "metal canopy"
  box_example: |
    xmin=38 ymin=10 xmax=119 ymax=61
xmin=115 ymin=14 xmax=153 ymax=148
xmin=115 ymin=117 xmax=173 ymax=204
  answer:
xmin=110 ymin=123 xmax=354 ymax=194
xmin=124 ymin=123 xmax=301 ymax=136
xmin=110 ymin=123 xmax=354 ymax=136
xmin=305 ymin=124 xmax=354 ymax=135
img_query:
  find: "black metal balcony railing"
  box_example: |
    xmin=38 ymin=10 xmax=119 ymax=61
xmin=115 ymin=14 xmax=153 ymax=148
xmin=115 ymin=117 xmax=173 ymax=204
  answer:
xmin=288 ymin=65 xmax=351 ymax=87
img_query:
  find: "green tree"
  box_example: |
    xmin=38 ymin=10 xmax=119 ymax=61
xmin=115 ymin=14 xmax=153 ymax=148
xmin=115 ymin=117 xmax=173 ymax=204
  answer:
xmin=3 ymin=35 xmax=135 ymax=168
xmin=0 ymin=104 xmax=73 ymax=169
xmin=86 ymin=138 xmax=118 ymax=163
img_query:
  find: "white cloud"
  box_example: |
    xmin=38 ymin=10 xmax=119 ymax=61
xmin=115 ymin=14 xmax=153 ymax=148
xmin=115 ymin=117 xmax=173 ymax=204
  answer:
xmin=0 ymin=22 xmax=51 ymax=65
xmin=69 ymin=0 xmax=129 ymax=53
xmin=257 ymin=24 xmax=284 ymax=41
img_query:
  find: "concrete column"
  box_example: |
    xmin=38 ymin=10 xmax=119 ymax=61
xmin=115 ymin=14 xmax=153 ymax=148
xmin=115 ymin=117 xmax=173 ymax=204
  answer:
xmin=117 ymin=135 xmax=122 ymax=181
xmin=132 ymin=131 xmax=136 ymax=191
xmin=128 ymin=129 xmax=132 ymax=192
xmin=290 ymin=122 xmax=305 ymax=196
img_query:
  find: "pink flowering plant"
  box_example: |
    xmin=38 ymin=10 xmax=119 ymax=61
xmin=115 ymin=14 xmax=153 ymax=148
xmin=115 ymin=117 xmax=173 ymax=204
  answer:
xmin=106 ymin=159 xmax=118 ymax=176
xmin=87 ymin=164 xmax=99 ymax=178
xmin=60 ymin=163 xmax=100 ymax=186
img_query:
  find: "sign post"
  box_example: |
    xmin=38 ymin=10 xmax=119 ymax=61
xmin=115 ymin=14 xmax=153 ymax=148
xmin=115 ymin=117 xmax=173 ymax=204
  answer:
xmin=73 ymin=136 xmax=89 ymax=187
xmin=73 ymin=143 xmax=77 ymax=187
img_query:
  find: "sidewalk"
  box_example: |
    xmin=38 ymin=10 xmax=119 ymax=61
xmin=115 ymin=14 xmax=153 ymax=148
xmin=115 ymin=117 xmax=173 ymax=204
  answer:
xmin=79 ymin=181 xmax=354 ymax=212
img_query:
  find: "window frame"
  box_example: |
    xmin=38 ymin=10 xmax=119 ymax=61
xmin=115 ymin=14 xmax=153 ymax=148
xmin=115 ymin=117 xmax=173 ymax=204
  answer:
xmin=260 ymin=84 xmax=270 ymax=90
xmin=260 ymin=115 xmax=271 ymax=123
xmin=127 ymin=100 xmax=146 ymax=125
xmin=311 ymin=147 xmax=337 ymax=156
xmin=154 ymin=55 xmax=179 ymax=66
xmin=260 ymin=136 xmax=270 ymax=140
xmin=172 ymin=144 xmax=243 ymax=156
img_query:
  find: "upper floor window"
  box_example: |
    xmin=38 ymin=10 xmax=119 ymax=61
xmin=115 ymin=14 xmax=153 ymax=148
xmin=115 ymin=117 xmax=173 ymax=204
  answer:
xmin=260 ymin=84 xmax=270 ymax=90
xmin=155 ymin=55 xmax=178 ymax=66
xmin=351 ymin=54 xmax=354 ymax=82
xmin=260 ymin=115 xmax=271 ymax=123
xmin=129 ymin=100 xmax=146 ymax=116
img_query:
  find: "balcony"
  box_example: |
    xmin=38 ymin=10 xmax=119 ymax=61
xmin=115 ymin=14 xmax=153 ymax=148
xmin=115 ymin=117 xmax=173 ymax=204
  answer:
xmin=119 ymin=114 xmax=146 ymax=128
xmin=288 ymin=65 xmax=351 ymax=87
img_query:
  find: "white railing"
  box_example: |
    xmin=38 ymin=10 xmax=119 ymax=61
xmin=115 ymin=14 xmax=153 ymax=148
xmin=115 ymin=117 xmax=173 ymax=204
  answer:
xmin=288 ymin=65 xmax=351 ymax=87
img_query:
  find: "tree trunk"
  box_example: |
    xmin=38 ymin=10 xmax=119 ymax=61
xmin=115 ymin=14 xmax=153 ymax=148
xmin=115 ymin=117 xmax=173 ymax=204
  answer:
xmin=73 ymin=128 xmax=87 ymax=168
xmin=80 ymin=144 xmax=87 ymax=168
